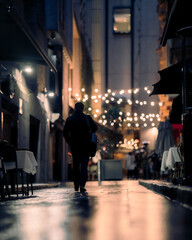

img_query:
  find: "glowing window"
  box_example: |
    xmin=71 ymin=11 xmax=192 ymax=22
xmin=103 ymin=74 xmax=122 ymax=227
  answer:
xmin=113 ymin=8 xmax=131 ymax=34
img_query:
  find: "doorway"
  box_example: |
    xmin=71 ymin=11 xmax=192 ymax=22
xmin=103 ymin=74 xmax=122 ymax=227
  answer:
xmin=29 ymin=115 xmax=40 ymax=159
xmin=1 ymin=98 xmax=18 ymax=147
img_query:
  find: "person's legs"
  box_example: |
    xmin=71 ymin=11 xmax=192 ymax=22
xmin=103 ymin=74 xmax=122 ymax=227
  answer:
xmin=80 ymin=155 xmax=89 ymax=189
xmin=72 ymin=154 xmax=80 ymax=191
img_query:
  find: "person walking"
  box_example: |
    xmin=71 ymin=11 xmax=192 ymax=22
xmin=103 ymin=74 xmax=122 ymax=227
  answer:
xmin=125 ymin=152 xmax=136 ymax=179
xmin=63 ymin=102 xmax=97 ymax=192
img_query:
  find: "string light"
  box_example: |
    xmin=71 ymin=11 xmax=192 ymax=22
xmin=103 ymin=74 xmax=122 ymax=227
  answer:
xmin=68 ymin=86 xmax=161 ymax=129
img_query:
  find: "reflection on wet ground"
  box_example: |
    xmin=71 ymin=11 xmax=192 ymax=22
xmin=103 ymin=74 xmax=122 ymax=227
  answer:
xmin=0 ymin=181 xmax=192 ymax=240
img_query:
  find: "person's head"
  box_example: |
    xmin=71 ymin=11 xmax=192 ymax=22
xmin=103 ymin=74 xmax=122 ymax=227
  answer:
xmin=75 ymin=102 xmax=84 ymax=112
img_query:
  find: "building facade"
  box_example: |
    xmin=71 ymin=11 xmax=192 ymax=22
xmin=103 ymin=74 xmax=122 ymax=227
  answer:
xmin=78 ymin=0 xmax=161 ymax=150
xmin=0 ymin=0 xmax=78 ymax=182
xmin=0 ymin=0 xmax=57 ymax=182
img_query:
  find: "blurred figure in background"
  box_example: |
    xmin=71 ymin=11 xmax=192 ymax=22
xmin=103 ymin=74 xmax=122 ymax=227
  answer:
xmin=88 ymin=149 xmax=101 ymax=181
xmin=148 ymin=152 xmax=161 ymax=179
xmin=125 ymin=152 xmax=136 ymax=179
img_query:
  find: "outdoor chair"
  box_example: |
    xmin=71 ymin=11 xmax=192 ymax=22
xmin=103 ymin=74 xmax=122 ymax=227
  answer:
xmin=0 ymin=157 xmax=10 ymax=201
xmin=0 ymin=141 xmax=24 ymax=198
xmin=175 ymin=142 xmax=184 ymax=178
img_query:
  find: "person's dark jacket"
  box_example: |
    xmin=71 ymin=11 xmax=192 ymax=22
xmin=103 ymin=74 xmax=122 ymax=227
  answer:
xmin=63 ymin=110 xmax=97 ymax=155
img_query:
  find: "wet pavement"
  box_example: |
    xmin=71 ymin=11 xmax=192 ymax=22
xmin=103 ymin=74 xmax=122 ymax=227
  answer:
xmin=1 ymin=180 xmax=192 ymax=240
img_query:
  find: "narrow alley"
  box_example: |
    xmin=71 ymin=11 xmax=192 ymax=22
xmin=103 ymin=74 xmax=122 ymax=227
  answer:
xmin=0 ymin=181 xmax=192 ymax=240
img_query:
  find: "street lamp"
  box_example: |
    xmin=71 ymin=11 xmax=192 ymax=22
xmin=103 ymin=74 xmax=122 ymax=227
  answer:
xmin=23 ymin=66 xmax=33 ymax=74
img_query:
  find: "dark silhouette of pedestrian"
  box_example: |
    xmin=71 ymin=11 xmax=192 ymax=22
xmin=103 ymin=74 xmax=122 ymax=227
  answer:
xmin=63 ymin=102 xmax=97 ymax=192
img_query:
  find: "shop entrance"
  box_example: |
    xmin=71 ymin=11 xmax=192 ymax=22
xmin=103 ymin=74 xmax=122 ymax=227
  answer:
xmin=1 ymin=98 xmax=18 ymax=147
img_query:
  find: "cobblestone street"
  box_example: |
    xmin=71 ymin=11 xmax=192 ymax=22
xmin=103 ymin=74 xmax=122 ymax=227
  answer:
xmin=1 ymin=181 xmax=192 ymax=240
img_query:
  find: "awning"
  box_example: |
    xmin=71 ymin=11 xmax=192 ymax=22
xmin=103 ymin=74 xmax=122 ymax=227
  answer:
xmin=150 ymin=57 xmax=192 ymax=96
xmin=0 ymin=1 xmax=57 ymax=72
xmin=150 ymin=62 xmax=182 ymax=96
xmin=161 ymin=0 xmax=192 ymax=46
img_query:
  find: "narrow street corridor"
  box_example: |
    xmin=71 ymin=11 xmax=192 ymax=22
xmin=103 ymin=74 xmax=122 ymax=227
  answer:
xmin=0 ymin=181 xmax=192 ymax=240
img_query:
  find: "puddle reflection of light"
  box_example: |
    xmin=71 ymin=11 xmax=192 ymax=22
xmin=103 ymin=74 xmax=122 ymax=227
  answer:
xmin=91 ymin=187 xmax=168 ymax=240
xmin=19 ymin=205 xmax=68 ymax=240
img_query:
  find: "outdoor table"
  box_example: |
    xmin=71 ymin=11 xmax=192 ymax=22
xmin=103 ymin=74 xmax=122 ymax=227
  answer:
xmin=16 ymin=150 xmax=38 ymax=175
xmin=161 ymin=150 xmax=169 ymax=172
xmin=16 ymin=150 xmax=38 ymax=195
xmin=0 ymin=150 xmax=37 ymax=197
xmin=166 ymin=147 xmax=181 ymax=170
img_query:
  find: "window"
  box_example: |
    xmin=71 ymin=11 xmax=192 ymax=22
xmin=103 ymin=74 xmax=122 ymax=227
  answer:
xmin=113 ymin=8 xmax=131 ymax=34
